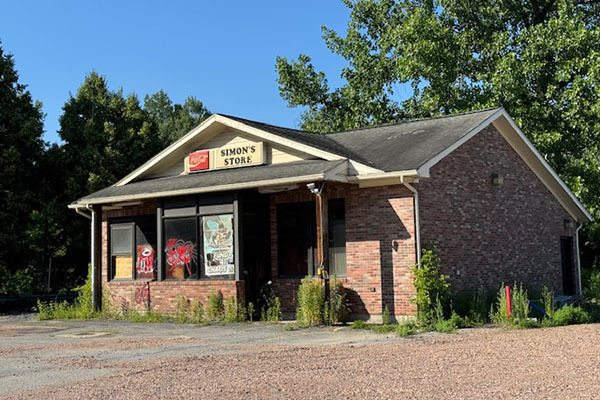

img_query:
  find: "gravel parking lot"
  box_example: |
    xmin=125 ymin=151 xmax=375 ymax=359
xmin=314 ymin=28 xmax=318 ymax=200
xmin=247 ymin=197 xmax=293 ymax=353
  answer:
xmin=1 ymin=314 xmax=600 ymax=399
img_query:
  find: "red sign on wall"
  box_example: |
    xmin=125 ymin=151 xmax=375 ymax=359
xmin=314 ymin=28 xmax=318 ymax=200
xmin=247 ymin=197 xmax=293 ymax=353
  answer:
xmin=188 ymin=150 xmax=210 ymax=172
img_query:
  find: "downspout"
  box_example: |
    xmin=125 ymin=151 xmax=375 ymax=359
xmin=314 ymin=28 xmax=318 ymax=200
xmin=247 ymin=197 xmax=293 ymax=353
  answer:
xmin=575 ymin=223 xmax=583 ymax=296
xmin=86 ymin=205 xmax=99 ymax=310
xmin=401 ymin=179 xmax=421 ymax=266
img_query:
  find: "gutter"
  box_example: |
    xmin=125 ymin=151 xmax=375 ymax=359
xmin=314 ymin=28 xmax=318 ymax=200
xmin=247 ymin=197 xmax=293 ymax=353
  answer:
xmin=74 ymin=206 xmax=92 ymax=220
xmin=576 ymin=223 xmax=583 ymax=296
xmin=401 ymin=178 xmax=421 ymax=266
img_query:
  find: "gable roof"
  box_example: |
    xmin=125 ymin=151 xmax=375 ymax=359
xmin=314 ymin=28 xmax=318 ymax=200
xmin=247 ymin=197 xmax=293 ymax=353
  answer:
xmin=71 ymin=160 xmax=347 ymax=206
xmin=70 ymin=107 xmax=592 ymax=223
xmin=327 ymin=108 xmax=499 ymax=172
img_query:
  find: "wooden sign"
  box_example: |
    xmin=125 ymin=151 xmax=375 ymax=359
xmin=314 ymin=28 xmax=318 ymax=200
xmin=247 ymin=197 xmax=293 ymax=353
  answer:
xmin=186 ymin=141 xmax=265 ymax=173
xmin=215 ymin=142 xmax=264 ymax=169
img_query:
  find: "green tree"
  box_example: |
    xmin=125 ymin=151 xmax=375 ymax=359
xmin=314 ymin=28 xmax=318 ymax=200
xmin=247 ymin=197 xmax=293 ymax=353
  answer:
xmin=276 ymin=0 xmax=600 ymax=264
xmin=144 ymin=90 xmax=211 ymax=145
xmin=0 ymin=40 xmax=45 ymax=292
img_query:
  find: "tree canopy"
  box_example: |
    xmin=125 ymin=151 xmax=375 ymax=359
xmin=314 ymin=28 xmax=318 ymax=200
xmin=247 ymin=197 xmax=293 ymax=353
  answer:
xmin=276 ymin=0 xmax=600 ymax=263
xmin=0 ymin=43 xmax=212 ymax=293
xmin=0 ymin=41 xmax=45 ymax=289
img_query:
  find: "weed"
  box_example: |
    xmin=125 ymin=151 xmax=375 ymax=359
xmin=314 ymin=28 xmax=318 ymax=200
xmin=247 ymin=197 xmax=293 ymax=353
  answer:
xmin=396 ymin=322 xmax=417 ymax=337
xmin=411 ymin=248 xmax=450 ymax=324
xmin=175 ymin=295 xmax=189 ymax=323
xmin=247 ymin=302 xmax=255 ymax=322
xmin=329 ymin=277 xmax=349 ymax=324
xmin=206 ymin=290 xmax=224 ymax=321
xmin=382 ymin=305 xmax=391 ymax=326
xmin=296 ymin=276 xmax=323 ymax=326
xmin=190 ymin=300 xmax=205 ymax=324
xmin=550 ymin=305 xmax=591 ymax=326
xmin=351 ymin=320 xmax=368 ymax=329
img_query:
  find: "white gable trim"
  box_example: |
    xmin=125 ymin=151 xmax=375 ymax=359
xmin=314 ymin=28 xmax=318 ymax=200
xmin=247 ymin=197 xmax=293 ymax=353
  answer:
xmin=416 ymin=108 xmax=505 ymax=178
xmin=417 ymin=108 xmax=592 ymax=223
xmin=115 ymin=114 xmax=383 ymax=186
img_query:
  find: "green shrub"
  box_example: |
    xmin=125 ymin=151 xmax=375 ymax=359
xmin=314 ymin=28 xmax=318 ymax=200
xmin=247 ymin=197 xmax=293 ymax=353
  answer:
xmin=396 ymin=321 xmax=417 ymax=337
xmin=583 ymin=269 xmax=600 ymax=300
xmin=541 ymin=286 xmax=556 ymax=319
xmin=490 ymin=283 xmax=536 ymax=328
xmin=247 ymin=302 xmax=255 ymax=322
xmin=190 ymin=301 xmax=205 ymax=324
xmin=350 ymin=320 xmax=368 ymax=329
xmin=296 ymin=276 xmax=324 ymax=326
xmin=329 ymin=278 xmax=349 ymax=324
xmin=175 ymin=295 xmax=189 ymax=323
xmin=206 ymin=290 xmax=224 ymax=321
xmin=551 ymin=305 xmax=591 ymax=326
xmin=511 ymin=283 xmax=530 ymax=323
xmin=263 ymin=296 xmax=282 ymax=322
xmin=411 ymin=248 xmax=450 ymax=324
xmin=382 ymin=305 xmax=391 ymax=325
xmin=224 ymin=297 xmax=246 ymax=323
xmin=37 ymin=265 xmax=97 ymax=320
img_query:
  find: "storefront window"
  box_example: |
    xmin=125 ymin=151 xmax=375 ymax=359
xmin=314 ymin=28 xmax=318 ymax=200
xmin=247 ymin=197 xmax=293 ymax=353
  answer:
xmin=277 ymin=199 xmax=346 ymax=278
xmin=135 ymin=217 xmax=157 ymax=280
xmin=328 ymin=199 xmax=346 ymax=277
xmin=111 ymin=224 xmax=133 ymax=280
xmin=202 ymin=214 xmax=235 ymax=277
xmin=164 ymin=217 xmax=198 ymax=279
xmin=110 ymin=216 xmax=157 ymax=280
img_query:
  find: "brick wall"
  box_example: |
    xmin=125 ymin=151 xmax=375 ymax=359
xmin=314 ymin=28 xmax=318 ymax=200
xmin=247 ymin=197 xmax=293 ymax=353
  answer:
xmin=101 ymin=201 xmax=244 ymax=314
xmin=270 ymin=183 xmax=417 ymax=319
xmin=418 ymin=125 xmax=577 ymax=295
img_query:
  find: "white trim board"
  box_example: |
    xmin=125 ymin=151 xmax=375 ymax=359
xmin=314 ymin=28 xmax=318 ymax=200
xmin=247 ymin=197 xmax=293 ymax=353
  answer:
xmin=115 ymin=114 xmax=383 ymax=186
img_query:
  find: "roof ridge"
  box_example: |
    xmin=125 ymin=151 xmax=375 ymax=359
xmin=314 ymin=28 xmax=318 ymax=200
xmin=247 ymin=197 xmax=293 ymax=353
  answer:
xmin=216 ymin=107 xmax=501 ymax=136
xmin=215 ymin=113 xmax=313 ymax=134
xmin=327 ymin=107 xmax=502 ymax=135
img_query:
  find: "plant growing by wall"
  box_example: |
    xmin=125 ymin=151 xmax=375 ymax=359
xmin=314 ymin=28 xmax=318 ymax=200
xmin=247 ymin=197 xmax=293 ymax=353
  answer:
xmin=296 ymin=276 xmax=324 ymax=326
xmin=329 ymin=277 xmax=349 ymax=325
xmin=206 ymin=290 xmax=224 ymax=321
xmin=411 ymin=248 xmax=450 ymax=324
xmin=190 ymin=300 xmax=205 ymax=324
xmin=382 ymin=305 xmax=391 ymax=326
xmin=175 ymin=295 xmax=189 ymax=323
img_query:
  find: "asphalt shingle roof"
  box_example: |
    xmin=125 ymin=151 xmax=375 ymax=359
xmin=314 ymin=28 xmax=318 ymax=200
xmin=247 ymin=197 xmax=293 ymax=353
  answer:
xmin=74 ymin=159 xmax=346 ymax=205
xmin=74 ymin=108 xmax=501 ymax=204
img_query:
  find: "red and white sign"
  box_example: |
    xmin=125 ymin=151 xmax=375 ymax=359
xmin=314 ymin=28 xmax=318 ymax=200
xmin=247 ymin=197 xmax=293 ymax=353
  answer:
xmin=188 ymin=150 xmax=210 ymax=172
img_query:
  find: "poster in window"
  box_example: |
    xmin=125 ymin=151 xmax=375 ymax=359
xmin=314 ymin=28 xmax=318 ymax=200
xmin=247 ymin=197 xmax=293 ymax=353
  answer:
xmin=136 ymin=245 xmax=156 ymax=279
xmin=203 ymin=214 xmax=234 ymax=276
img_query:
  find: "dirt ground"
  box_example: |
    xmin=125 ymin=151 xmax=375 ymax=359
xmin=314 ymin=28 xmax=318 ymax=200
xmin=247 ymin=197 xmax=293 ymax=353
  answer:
xmin=1 ymin=314 xmax=600 ymax=399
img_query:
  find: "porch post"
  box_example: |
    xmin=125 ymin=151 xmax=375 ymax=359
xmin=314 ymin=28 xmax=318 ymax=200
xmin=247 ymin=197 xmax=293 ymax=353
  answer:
xmin=314 ymin=184 xmax=329 ymax=273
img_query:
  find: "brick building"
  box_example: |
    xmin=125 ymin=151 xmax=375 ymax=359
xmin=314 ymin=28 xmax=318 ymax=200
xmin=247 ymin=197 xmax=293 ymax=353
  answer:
xmin=70 ymin=108 xmax=592 ymax=320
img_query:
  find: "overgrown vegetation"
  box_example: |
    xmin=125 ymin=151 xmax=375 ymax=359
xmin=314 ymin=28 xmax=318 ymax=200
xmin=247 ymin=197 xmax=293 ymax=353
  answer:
xmin=411 ymin=248 xmax=450 ymax=325
xmin=260 ymin=282 xmax=282 ymax=322
xmin=295 ymin=275 xmax=349 ymax=326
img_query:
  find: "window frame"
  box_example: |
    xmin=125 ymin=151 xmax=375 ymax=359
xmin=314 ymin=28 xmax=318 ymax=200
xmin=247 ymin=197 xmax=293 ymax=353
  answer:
xmin=109 ymin=216 xmax=158 ymax=282
xmin=161 ymin=199 xmax=236 ymax=281
xmin=109 ymin=221 xmax=135 ymax=281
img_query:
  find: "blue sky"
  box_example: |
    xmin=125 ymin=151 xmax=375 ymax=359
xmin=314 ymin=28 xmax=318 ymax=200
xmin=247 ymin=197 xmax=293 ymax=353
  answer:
xmin=1 ymin=1 xmax=352 ymax=143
